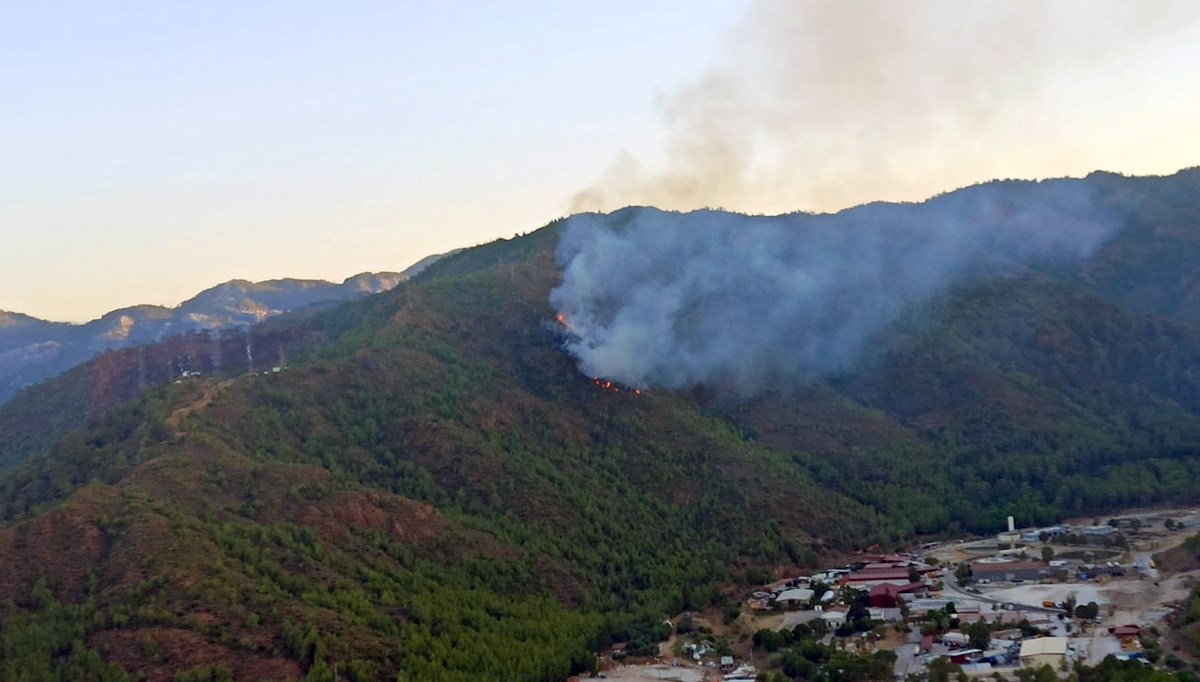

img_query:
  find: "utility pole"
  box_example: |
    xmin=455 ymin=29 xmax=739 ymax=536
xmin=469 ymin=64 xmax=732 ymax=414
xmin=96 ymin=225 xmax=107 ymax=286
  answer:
xmin=137 ymin=347 xmax=147 ymax=391
xmin=211 ymin=332 xmax=222 ymax=375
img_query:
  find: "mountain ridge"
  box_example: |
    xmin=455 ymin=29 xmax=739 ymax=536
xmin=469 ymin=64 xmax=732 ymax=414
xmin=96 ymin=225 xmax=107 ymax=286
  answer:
xmin=0 ymin=256 xmax=452 ymax=406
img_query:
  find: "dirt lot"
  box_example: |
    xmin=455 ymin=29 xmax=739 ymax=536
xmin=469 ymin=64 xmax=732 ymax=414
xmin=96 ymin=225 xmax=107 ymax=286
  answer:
xmin=984 ymin=570 xmax=1200 ymax=626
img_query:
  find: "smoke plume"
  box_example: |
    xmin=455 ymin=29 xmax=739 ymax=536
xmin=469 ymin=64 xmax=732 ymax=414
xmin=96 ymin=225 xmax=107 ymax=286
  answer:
xmin=571 ymin=0 xmax=1200 ymax=215
xmin=551 ymin=178 xmax=1117 ymax=392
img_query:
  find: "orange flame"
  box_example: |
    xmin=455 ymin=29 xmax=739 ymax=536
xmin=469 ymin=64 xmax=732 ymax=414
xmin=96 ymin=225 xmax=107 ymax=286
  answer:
xmin=591 ymin=377 xmax=644 ymax=396
xmin=555 ymin=312 xmax=575 ymax=332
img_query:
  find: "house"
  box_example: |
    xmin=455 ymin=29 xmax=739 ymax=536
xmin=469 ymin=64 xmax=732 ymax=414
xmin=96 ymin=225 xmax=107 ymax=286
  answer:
xmin=971 ymin=561 xmax=1048 ymax=583
xmin=1019 ymin=637 xmax=1068 ymax=669
xmin=774 ymin=588 xmax=814 ymax=610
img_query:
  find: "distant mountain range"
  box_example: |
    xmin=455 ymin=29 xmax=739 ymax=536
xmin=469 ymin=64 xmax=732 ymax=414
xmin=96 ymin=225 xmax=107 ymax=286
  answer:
xmin=0 ymin=258 xmax=447 ymax=405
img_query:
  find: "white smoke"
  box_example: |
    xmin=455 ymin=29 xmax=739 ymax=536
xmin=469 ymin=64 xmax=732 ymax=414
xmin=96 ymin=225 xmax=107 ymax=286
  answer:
xmin=551 ymin=178 xmax=1117 ymax=392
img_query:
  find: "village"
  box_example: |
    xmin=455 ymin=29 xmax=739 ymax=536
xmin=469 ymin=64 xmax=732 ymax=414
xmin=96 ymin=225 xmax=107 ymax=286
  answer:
xmin=583 ymin=508 xmax=1200 ymax=681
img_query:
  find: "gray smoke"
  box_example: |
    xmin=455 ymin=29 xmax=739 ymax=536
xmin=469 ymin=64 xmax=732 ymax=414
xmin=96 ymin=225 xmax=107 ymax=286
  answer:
xmin=551 ymin=178 xmax=1117 ymax=392
xmin=570 ymin=0 xmax=1199 ymax=215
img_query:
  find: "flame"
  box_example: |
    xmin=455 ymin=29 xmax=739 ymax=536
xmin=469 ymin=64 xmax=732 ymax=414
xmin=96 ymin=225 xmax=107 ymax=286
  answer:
xmin=591 ymin=377 xmax=644 ymax=396
xmin=555 ymin=312 xmax=575 ymax=332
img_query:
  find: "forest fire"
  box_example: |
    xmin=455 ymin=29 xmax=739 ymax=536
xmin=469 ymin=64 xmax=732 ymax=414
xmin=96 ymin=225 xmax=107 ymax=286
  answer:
xmin=556 ymin=313 xmax=641 ymax=395
xmin=592 ymin=377 xmax=642 ymax=396
xmin=554 ymin=312 xmax=575 ymax=332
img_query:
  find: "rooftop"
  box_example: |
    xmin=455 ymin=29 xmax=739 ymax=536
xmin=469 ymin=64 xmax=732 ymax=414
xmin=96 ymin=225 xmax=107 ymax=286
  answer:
xmin=843 ymin=568 xmax=913 ymax=581
xmin=1020 ymin=637 xmax=1069 ymax=657
xmin=972 ymin=561 xmax=1046 ymax=572
xmin=776 ymin=588 xmax=814 ymax=602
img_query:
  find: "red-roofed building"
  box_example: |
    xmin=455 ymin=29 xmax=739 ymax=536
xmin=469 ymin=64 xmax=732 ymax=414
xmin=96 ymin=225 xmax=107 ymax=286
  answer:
xmin=1110 ymin=625 xmax=1140 ymax=643
xmin=948 ymin=649 xmax=983 ymax=665
xmin=841 ymin=568 xmax=913 ymax=589
xmin=868 ymin=582 xmax=926 ymax=608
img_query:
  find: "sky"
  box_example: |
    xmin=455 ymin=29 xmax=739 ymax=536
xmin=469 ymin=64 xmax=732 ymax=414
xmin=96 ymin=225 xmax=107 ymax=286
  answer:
xmin=3 ymin=1 xmax=1199 ymax=322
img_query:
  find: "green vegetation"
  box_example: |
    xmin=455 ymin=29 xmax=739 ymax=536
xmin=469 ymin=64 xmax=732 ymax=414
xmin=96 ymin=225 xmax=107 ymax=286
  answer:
xmin=1 ymin=578 xmax=132 ymax=681
xmin=1184 ymin=531 xmax=1200 ymax=559
xmin=752 ymin=624 xmax=896 ymax=681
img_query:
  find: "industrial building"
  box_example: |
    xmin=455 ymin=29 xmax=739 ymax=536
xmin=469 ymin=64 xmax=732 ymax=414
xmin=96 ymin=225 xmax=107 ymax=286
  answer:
xmin=1019 ymin=637 xmax=1069 ymax=669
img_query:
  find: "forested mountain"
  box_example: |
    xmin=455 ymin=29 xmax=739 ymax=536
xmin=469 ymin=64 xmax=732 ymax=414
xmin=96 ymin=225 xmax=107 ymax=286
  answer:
xmin=1 ymin=169 xmax=1200 ymax=679
xmin=0 ymin=272 xmax=413 ymax=407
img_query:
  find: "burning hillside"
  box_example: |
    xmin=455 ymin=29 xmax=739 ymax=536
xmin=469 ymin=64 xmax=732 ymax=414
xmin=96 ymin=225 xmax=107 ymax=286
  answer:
xmin=551 ymin=180 xmax=1119 ymax=395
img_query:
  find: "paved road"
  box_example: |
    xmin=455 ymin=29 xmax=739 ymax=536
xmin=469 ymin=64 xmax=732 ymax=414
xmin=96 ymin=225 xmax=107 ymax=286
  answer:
xmin=891 ymin=631 xmax=923 ymax=679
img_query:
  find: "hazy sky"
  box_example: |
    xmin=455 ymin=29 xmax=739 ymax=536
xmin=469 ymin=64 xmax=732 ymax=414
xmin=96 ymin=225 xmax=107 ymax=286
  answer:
xmin=3 ymin=1 xmax=1199 ymax=322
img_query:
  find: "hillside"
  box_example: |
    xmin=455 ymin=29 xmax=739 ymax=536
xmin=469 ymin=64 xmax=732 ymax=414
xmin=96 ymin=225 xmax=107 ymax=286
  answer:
xmin=2 ymin=169 xmax=1200 ymax=679
xmin=0 ymin=249 xmax=870 ymax=681
xmin=0 ymin=272 xmax=414 ymax=407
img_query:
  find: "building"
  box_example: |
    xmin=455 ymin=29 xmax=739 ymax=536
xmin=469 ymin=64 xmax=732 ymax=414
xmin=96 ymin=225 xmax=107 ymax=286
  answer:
xmin=1110 ymin=625 xmax=1141 ymax=647
xmin=948 ymin=649 xmax=983 ymax=665
xmin=868 ymin=582 xmax=924 ymax=608
xmin=867 ymin=607 xmax=900 ymax=622
xmin=869 ymin=584 xmax=899 ymax=608
xmin=907 ymin=598 xmax=954 ymax=616
xmin=1019 ymin=637 xmax=1068 ymax=669
xmin=840 ymin=568 xmax=913 ymax=589
xmin=821 ymin=609 xmax=848 ymax=626
xmin=959 ymin=610 xmax=1028 ymax=625
xmin=971 ymin=561 xmax=1047 ymax=583
xmin=955 ymin=603 xmax=981 ymax=616
xmin=1083 ymin=525 xmax=1117 ymax=536
xmin=774 ymin=588 xmax=814 ymax=610
xmin=942 ymin=632 xmax=969 ymax=648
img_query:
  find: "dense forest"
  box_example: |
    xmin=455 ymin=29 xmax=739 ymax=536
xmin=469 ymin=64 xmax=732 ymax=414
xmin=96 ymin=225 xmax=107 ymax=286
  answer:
xmin=1 ymin=170 xmax=1200 ymax=678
